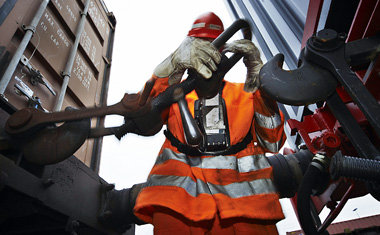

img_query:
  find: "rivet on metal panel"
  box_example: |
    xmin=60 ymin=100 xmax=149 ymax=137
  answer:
xmin=42 ymin=178 xmax=55 ymax=187
xmin=103 ymin=183 xmax=115 ymax=191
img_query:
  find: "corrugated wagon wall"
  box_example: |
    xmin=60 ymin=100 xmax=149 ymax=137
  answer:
xmin=0 ymin=0 xmax=116 ymax=170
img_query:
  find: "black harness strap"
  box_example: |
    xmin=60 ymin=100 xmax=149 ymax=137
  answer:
xmin=164 ymin=129 xmax=253 ymax=156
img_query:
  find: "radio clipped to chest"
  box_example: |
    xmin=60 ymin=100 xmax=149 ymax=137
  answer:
xmin=194 ymin=93 xmax=231 ymax=152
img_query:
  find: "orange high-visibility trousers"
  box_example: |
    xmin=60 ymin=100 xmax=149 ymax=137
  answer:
xmin=152 ymin=208 xmax=279 ymax=235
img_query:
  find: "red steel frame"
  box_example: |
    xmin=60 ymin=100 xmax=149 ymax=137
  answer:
xmin=287 ymin=0 xmax=380 ymax=231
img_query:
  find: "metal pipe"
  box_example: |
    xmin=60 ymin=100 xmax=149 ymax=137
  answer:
xmin=53 ymin=0 xmax=91 ymax=111
xmin=326 ymin=92 xmax=380 ymax=158
xmin=91 ymin=13 xmax=116 ymax=173
xmin=317 ymin=183 xmax=355 ymax=233
xmin=0 ymin=0 xmax=50 ymax=95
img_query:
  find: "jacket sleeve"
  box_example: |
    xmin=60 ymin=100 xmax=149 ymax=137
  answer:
xmin=142 ymin=75 xmax=170 ymax=122
xmin=251 ymin=90 xmax=286 ymax=153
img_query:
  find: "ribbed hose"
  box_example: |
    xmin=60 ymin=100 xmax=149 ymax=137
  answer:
xmin=330 ymin=153 xmax=380 ymax=182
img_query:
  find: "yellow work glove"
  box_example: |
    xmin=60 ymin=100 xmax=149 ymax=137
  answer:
xmin=223 ymin=39 xmax=263 ymax=93
xmin=153 ymin=37 xmax=222 ymax=85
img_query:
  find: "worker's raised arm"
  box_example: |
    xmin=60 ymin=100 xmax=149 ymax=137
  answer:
xmin=223 ymin=39 xmax=262 ymax=93
xmin=223 ymin=39 xmax=286 ymax=153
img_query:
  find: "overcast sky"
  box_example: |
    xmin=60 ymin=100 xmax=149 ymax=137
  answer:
xmin=98 ymin=1 xmax=380 ymax=234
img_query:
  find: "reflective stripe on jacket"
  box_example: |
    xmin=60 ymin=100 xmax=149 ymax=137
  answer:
xmin=134 ymin=76 xmax=286 ymax=224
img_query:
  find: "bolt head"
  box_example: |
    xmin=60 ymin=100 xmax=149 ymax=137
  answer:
xmin=316 ymin=29 xmax=338 ymax=43
xmin=311 ymin=29 xmax=344 ymax=51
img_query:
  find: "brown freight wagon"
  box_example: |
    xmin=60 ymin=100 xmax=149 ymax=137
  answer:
xmin=0 ymin=0 xmax=138 ymax=234
xmin=0 ymin=0 xmax=116 ymax=170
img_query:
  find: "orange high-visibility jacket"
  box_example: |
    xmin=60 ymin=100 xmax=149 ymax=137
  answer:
xmin=134 ymin=76 xmax=286 ymax=224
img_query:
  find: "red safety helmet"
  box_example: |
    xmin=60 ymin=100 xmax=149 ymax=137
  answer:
xmin=187 ymin=12 xmax=224 ymax=39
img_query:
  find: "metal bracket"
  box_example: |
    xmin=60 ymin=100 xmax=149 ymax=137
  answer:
xmin=22 ymin=24 xmax=36 ymax=34
xmin=20 ymin=55 xmax=56 ymax=96
xmin=13 ymin=76 xmax=46 ymax=112
xmin=61 ymin=71 xmax=71 ymax=78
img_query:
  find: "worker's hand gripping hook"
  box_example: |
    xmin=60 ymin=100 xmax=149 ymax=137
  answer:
xmin=177 ymin=19 xmax=252 ymax=146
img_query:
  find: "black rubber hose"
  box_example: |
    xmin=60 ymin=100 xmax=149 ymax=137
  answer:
xmin=297 ymin=161 xmax=329 ymax=235
xmin=267 ymin=149 xmax=314 ymax=198
xmin=151 ymin=77 xmax=196 ymax=112
xmin=330 ymin=152 xmax=380 ymax=182
xmin=330 ymin=152 xmax=380 ymax=202
xmin=212 ymin=19 xmax=251 ymax=48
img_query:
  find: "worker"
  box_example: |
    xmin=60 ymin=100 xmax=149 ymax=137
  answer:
xmin=132 ymin=12 xmax=287 ymax=234
xmin=99 ymin=12 xmax=286 ymax=234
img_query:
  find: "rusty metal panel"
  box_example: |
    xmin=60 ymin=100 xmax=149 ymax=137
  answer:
xmin=81 ymin=21 xmax=102 ymax=73
xmin=0 ymin=0 xmax=115 ymax=167
xmin=0 ymin=0 xmax=32 ymax=47
xmin=69 ymin=52 xmax=98 ymax=106
xmin=31 ymin=6 xmax=73 ymax=80
xmin=86 ymin=0 xmax=110 ymax=42
xmin=51 ymin=0 xmax=82 ymax=35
